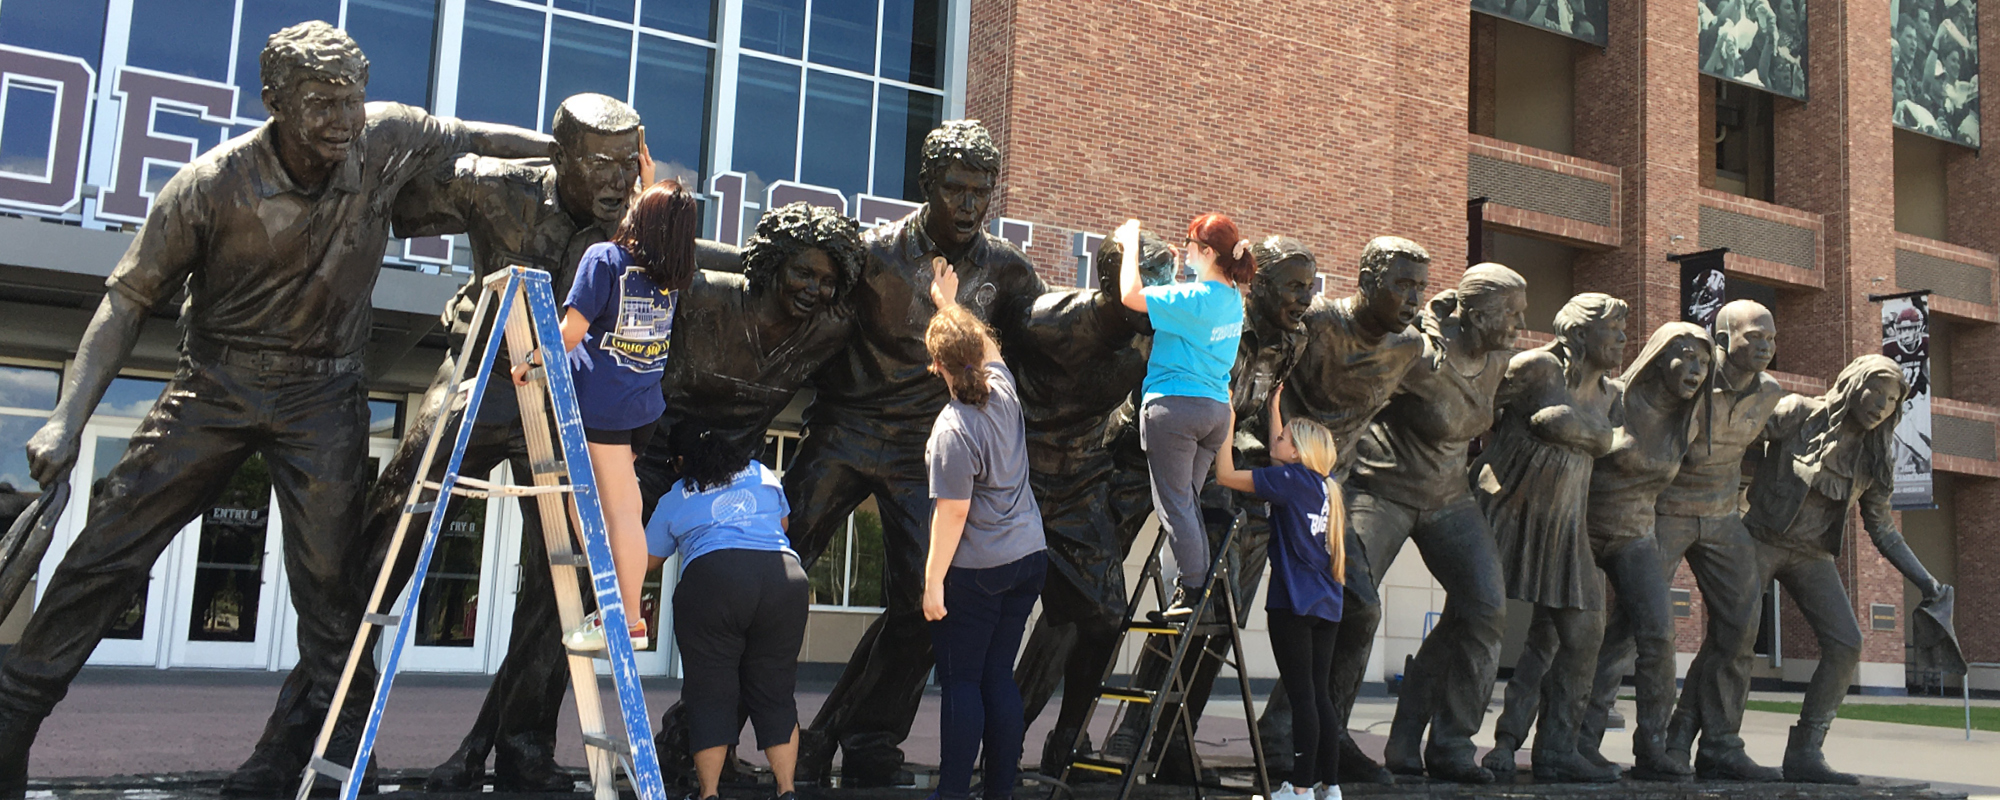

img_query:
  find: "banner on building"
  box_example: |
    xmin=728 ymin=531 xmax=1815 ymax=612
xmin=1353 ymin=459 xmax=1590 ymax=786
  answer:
xmin=1472 ymin=0 xmax=1608 ymax=47
xmin=1879 ymin=291 xmax=1935 ymax=509
xmin=1892 ymin=0 xmax=1981 ymax=148
xmin=1700 ymin=0 xmax=1809 ymax=100
xmin=1672 ymin=248 xmax=1729 ymax=332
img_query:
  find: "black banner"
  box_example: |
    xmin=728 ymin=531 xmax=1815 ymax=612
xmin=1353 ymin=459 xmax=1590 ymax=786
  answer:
xmin=1700 ymin=0 xmax=1809 ymax=100
xmin=1472 ymin=0 xmax=1608 ymax=47
xmin=1893 ymin=0 xmax=1981 ymax=147
xmin=1673 ymin=248 xmax=1729 ymax=333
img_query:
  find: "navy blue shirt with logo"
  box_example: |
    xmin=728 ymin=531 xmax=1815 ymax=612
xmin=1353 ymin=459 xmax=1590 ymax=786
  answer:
xmin=1251 ymin=463 xmax=1343 ymax=622
xmin=564 ymin=241 xmax=676 ymax=430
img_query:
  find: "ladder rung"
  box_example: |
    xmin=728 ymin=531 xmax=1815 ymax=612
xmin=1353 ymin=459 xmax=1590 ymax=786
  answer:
xmin=309 ymin=757 xmax=352 ymax=782
xmin=405 ymin=501 xmax=437 ymax=515
xmin=1071 ymin=757 xmax=1127 ymax=776
xmin=530 ymin=458 xmax=567 ymax=476
xmin=453 ymin=476 xmax=574 ymax=497
xmin=565 ymin=645 xmax=609 ymax=660
xmin=1128 ymin=624 xmax=1181 ymax=635
xmin=363 ymin=612 xmax=400 ymax=627
xmin=549 ymin=553 xmax=590 ymax=567
xmin=582 ymin=733 xmax=630 ymax=755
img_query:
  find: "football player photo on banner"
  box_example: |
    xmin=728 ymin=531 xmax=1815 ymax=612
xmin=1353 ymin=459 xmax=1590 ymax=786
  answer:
xmin=1700 ymin=0 xmax=1808 ymax=100
xmin=1892 ymin=0 xmax=1980 ymax=147
xmin=1880 ymin=292 xmax=1935 ymax=509
xmin=1472 ymin=0 xmax=1608 ymax=47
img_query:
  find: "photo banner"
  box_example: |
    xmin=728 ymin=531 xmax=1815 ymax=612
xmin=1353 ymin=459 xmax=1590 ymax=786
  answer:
xmin=1892 ymin=0 xmax=1981 ymax=147
xmin=1675 ymin=248 xmax=1729 ymax=332
xmin=1700 ymin=0 xmax=1809 ymax=100
xmin=1472 ymin=0 xmax=1608 ymax=47
xmin=1880 ymin=293 xmax=1935 ymax=509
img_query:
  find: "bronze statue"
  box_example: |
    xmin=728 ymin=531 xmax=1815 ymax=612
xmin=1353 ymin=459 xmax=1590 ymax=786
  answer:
xmin=1475 ymin=293 xmax=1627 ymax=783
xmin=0 ymin=22 xmax=552 ymax=798
xmin=1004 ymin=231 xmax=1172 ymax=773
xmin=340 ymin=92 xmax=646 ymax=794
xmin=1744 ymin=354 xmax=1950 ymax=784
xmin=1277 ymin=236 xmax=1431 ymax=784
xmin=1351 ymin=264 xmax=1527 ymax=785
xmin=783 ymin=120 xmax=1048 ymax=786
xmin=1591 ymin=300 xmax=1787 ymax=781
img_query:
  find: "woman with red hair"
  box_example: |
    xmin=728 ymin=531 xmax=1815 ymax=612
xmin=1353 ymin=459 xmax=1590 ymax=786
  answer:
xmin=1114 ymin=213 xmax=1255 ymax=618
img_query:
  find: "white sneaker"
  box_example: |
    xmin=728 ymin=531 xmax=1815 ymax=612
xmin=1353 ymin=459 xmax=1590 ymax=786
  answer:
xmin=1277 ymin=782 xmax=1310 ymax=797
xmin=564 ymin=611 xmax=607 ymax=651
xmin=1313 ymin=783 xmax=1340 ymax=800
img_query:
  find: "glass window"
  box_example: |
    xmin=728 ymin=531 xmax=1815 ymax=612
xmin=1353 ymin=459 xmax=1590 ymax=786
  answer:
xmin=731 ymin=56 xmax=799 ymax=186
xmin=0 ymin=416 xmax=42 ymax=491
xmin=368 ymin=399 xmax=401 ymax=438
xmin=0 ymin=0 xmax=109 ymax=64
xmin=0 ymin=82 xmax=57 ymax=180
xmin=127 ymin=0 xmax=236 ymax=83
xmin=458 ymin=0 xmax=546 ymax=130
xmin=740 ymin=0 xmax=804 ymax=58
xmin=0 ymin=366 xmax=58 ymax=410
xmin=879 ymin=0 xmax=944 ymax=88
xmin=545 ymin=15 xmax=633 ymax=129
xmin=556 ymin=0 xmax=636 ymax=23
xmin=800 ymin=70 xmax=871 ymax=200
xmin=807 ymin=0 xmax=876 ymax=74
xmin=873 ymin=85 xmax=941 ymax=200
xmin=345 ymin=0 xmax=441 ymax=109
xmin=633 ymin=34 xmax=712 ymax=185
xmin=640 ymin=0 xmax=714 ymax=40
xmin=96 ymin=377 xmax=168 ymax=418
xmin=231 ymin=0 xmax=342 ymax=118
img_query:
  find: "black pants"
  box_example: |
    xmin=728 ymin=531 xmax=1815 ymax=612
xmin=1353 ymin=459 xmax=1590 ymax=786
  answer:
xmin=930 ymin=552 xmax=1046 ymax=800
xmin=1267 ymin=609 xmax=1340 ymax=788
xmin=782 ymin=417 xmax=936 ymax=778
xmin=675 ymin=549 xmax=810 ymax=752
xmin=0 ymin=358 xmax=371 ymax=769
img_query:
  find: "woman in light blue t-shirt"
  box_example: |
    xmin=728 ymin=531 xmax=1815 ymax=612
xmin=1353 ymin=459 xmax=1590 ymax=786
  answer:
xmin=1114 ymin=213 xmax=1254 ymax=618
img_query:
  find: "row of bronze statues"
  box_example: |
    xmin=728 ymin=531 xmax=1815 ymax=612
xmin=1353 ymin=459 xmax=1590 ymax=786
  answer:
xmin=0 ymin=20 xmax=1954 ymax=799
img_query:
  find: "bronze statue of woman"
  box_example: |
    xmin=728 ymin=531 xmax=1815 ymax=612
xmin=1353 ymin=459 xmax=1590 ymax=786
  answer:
xmin=1470 ymin=293 xmax=1627 ymax=783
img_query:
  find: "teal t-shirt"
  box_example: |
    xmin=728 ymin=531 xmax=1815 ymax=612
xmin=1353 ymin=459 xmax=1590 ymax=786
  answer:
xmin=1140 ymin=280 xmax=1243 ymax=403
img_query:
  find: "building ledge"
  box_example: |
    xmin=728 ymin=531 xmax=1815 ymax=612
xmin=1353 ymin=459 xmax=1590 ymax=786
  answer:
xmin=1468 ymin=135 xmax=1622 ymax=249
xmin=1696 ymin=189 xmax=1824 ymax=288
xmin=1890 ymin=232 xmax=1998 ymax=324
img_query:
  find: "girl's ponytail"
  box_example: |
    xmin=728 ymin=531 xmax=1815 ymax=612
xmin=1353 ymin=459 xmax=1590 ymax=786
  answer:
xmin=1286 ymin=417 xmax=1346 ymax=584
xmin=1187 ymin=213 xmax=1258 ymax=286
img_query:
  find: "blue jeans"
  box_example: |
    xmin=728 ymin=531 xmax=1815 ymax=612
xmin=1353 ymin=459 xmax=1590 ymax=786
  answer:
xmin=929 ymin=551 xmax=1048 ymax=800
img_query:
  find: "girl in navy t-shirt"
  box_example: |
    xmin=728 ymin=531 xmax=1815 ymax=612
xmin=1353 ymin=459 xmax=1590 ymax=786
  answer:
xmin=514 ymin=179 xmax=699 ymax=652
xmin=1214 ymin=387 xmax=1347 ymax=800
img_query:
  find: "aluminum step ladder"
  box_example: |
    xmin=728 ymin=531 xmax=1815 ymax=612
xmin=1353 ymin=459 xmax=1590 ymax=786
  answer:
xmin=297 ymin=266 xmax=666 ymax=800
xmin=1050 ymin=507 xmax=1269 ymax=800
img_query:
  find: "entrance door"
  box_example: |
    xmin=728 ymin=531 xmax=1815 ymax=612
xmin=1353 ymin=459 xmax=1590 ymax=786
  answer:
xmin=272 ymin=437 xmax=402 ymax=672
xmin=167 ymin=455 xmax=284 ymax=668
xmin=398 ymin=462 xmax=508 ymax=672
xmin=39 ymin=423 xmax=177 ymax=667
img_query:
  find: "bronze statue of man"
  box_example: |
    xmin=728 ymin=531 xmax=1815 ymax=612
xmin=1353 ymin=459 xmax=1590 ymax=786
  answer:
xmin=783 ymin=120 xmax=1047 ymax=786
xmin=1004 ymin=231 xmax=1173 ymax=773
xmin=1278 ymin=236 xmax=1430 ymax=784
xmin=1585 ymin=300 xmax=1787 ymax=781
xmin=1744 ymin=354 xmax=1949 ymax=784
xmin=1351 ymin=263 xmax=1527 ymax=785
xmin=1475 ymin=293 xmax=1626 ymax=783
xmin=1096 ymin=236 xmax=1316 ymax=779
xmin=335 ymin=92 xmax=645 ymax=794
xmin=0 ymin=22 xmax=551 ymax=798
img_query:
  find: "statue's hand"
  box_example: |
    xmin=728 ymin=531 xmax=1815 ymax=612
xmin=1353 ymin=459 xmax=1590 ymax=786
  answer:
xmin=26 ymin=418 xmax=79 ymax=488
xmin=1922 ymin=580 xmax=1950 ymax=607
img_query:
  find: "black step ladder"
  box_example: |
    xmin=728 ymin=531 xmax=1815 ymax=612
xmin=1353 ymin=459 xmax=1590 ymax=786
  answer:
xmin=1051 ymin=507 xmax=1269 ymax=800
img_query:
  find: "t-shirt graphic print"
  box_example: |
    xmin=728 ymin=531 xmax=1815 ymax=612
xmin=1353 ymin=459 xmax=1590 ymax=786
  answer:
xmin=603 ymin=266 xmax=677 ymax=371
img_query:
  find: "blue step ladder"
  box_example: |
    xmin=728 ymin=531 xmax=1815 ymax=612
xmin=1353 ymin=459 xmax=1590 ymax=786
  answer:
xmin=297 ymin=266 xmax=666 ymax=800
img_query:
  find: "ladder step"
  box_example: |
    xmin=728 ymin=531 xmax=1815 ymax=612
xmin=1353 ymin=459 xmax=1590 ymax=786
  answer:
xmin=565 ymin=645 xmax=609 ymax=660
xmin=454 ymin=476 xmax=575 ymax=498
xmin=549 ymin=553 xmax=590 ymax=567
xmin=1128 ymin=623 xmax=1182 ymax=636
xmin=405 ymin=501 xmax=437 ymax=515
xmin=530 ymin=458 xmax=567 ymax=476
xmin=582 ymin=733 xmax=630 ymax=756
xmin=1098 ymin=686 xmax=1176 ymax=704
xmin=1070 ymin=757 xmax=1128 ymax=776
xmin=363 ymin=612 xmax=400 ymax=627
xmin=309 ymin=757 xmax=352 ymax=782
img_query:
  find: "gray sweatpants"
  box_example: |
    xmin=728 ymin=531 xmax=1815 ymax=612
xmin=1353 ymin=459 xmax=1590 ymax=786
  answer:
xmin=1139 ymin=395 xmax=1231 ymax=588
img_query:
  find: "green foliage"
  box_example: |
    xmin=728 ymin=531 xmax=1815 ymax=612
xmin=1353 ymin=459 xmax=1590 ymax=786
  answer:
xmin=1741 ymin=700 xmax=2000 ymax=732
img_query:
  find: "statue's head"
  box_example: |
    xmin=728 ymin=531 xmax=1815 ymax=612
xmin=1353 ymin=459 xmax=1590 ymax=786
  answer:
xmin=550 ymin=93 xmax=644 ymax=229
xmin=1452 ymin=262 xmax=1529 ymax=353
xmin=1354 ymin=236 xmax=1431 ymax=333
xmin=1830 ymin=354 xmax=1907 ymax=434
xmin=741 ymin=201 xmax=866 ymax=320
xmin=1552 ymin=292 xmax=1631 ymax=375
xmin=1715 ymin=299 xmax=1777 ymax=376
xmin=1249 ymin=236 xmax=1317 ymax=332
xmin=1622 ymin=322 xmax=1714 ymax=402
xmin=1095 ymin=230 xmax=1173 ymax=332
xmin=260 ymin=22 xmax=368 ymax=171
xmin=917 ymin=120 xmax=1001 ymax=252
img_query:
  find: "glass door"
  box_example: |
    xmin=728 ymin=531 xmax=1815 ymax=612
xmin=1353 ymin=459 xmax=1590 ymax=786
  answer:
xmin=398 ymin=463 xmax=507 ymax=672
xmin=272 ymin=437 xmax=403 ymax=672
xmin=167 ymin=455 xmax=283 ymax=668
xmin=40 ymin=423 xmax=177 ymax=667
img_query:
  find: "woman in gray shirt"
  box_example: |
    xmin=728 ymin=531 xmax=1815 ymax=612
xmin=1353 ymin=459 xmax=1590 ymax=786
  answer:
xmin=921 ymin=257 xmax=1047 ymax=800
